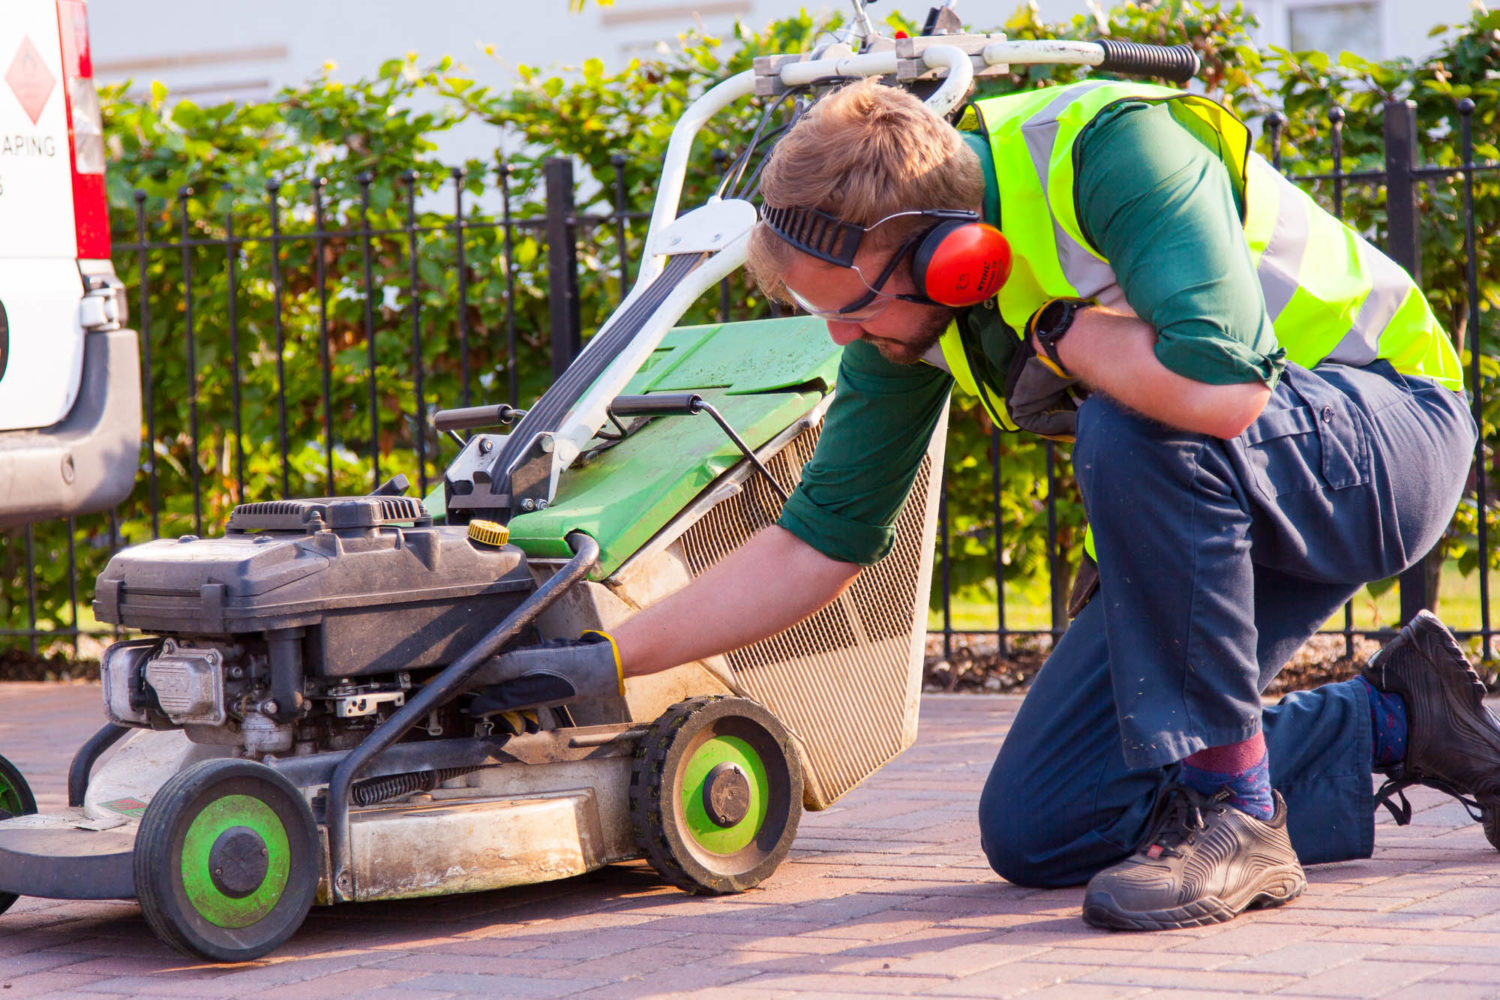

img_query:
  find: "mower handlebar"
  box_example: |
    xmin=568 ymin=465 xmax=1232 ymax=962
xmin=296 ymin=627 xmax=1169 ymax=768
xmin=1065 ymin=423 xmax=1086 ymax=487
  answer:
xmin=1092 ymin=40 xmax=1200 ymax=85
xmin=608 ymin=393 xmax=703 ymax=418
xmin=433 ymin=404 xmax=526 ymax=434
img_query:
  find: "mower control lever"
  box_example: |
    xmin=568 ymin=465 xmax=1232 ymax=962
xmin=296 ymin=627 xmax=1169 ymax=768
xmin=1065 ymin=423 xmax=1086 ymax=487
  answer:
xmin=609 ymin=393 xmax=791 ymax=503
xmin=368 ymin=474 xmax=410 ymax=497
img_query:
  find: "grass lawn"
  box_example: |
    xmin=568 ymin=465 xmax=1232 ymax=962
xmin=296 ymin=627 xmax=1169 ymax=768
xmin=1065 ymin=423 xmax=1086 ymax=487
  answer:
xmin=929 ymin=561 xmax=1499 ymax=636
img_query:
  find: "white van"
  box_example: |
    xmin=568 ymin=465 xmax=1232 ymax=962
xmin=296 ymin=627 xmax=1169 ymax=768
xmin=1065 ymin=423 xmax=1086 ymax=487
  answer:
xmin=0 ymin=0 xmax=137 ymax=528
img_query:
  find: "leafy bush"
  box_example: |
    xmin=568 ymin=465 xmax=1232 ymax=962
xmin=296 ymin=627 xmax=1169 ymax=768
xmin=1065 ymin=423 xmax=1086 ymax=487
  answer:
xmin=2 ymin=1 xmax=1495 ymax=649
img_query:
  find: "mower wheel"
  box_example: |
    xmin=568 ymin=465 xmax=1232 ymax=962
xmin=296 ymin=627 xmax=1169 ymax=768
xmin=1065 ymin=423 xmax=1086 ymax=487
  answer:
xmin=1484 ymin=806 xmax=1500 ymax=852
xmin=629 ymin=696 xmax=801 ymax=894
xmin=0 ymin=753 xmax=38 ymax=916
xmin=134 ymin=758 xmax=319 ymax=962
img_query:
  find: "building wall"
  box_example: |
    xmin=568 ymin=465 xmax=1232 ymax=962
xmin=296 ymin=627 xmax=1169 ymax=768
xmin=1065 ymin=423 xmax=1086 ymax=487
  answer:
xmin=84 ymin=0 xmax=1480 ymax=168
xmin=88 ymin=0 xmax=1481 ymax=106
xmin=1239 ymin=0 xmax=1478 ymax=61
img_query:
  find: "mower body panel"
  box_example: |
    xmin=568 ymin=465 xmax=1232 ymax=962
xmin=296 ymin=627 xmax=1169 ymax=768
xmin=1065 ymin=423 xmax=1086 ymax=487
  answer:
xmin=344 ymin=752 xmax=637 ymax=903
xmin=347 ymin=792 xmax=607 ymax=902
xmin=505 ymin=315 xmax=839 ymax=576
xmin=0 ymin=811 xmax=136 ymax=899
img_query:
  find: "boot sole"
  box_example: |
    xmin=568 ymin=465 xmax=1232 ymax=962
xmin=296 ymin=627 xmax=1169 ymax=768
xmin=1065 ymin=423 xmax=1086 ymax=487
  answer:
xmin=1081 ymin=867 xmax=1306 ymax=932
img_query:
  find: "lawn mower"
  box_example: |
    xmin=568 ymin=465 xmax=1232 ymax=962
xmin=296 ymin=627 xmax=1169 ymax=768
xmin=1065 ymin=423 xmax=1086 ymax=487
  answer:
xmin=0 ymin=3 xmax=1201 ymax=962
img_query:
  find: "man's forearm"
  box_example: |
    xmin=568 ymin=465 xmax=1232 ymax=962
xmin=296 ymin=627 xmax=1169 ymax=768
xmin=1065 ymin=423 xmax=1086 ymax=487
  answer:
xmin=612 ymin=525 xmax=861 ymax=677
xmin=1053 ymin=307 xmax=1270 ymax=439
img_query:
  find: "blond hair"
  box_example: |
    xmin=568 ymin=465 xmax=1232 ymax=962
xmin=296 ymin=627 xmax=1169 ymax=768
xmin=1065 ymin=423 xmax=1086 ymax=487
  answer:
xmin=747 ymin=77 xmax=984 ymax=300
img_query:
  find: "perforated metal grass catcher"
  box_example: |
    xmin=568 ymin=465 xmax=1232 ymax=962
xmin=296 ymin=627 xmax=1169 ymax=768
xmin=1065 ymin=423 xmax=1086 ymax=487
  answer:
xmin=0 ymin=4 xmax=1201 ymax=961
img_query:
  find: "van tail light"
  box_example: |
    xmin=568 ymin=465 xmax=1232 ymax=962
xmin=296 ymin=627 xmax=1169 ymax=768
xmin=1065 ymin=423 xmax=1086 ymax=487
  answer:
xmin=55 ymin=0 xmax=109 ymax=259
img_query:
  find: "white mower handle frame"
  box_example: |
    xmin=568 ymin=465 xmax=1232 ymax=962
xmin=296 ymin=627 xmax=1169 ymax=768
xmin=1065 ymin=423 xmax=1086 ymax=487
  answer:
xmin=534 ymin=37 xmax=1198 ymax=501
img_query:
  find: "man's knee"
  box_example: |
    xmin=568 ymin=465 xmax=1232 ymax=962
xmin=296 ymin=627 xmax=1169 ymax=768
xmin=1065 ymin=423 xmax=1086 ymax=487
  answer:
xmin=978 ymin=765 xmax=1085 ymax=888
xmin=980 ymin=747 xmax=1164 ymax=888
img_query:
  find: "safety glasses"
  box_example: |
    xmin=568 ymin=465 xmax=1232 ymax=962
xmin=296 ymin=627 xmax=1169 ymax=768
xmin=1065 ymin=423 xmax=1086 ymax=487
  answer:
xmin=781 ymin=226 xmax=939 ymax=322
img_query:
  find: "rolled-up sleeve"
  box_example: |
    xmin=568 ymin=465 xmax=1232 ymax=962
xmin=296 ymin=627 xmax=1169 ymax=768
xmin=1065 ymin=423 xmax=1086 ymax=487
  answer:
xmin=777 ymin=340 xmax=952 ymax=565
xmin=1076 ymin=100 xmax=1286 ymax=387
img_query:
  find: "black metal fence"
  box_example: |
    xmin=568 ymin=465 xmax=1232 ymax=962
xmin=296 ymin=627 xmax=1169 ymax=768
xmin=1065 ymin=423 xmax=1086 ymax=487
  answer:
xmin=2 ymin=100 xmax=1495 ymax=668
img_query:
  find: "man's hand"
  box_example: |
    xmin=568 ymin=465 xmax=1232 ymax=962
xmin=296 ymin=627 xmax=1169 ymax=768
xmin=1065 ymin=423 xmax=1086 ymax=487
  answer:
xmin=1003 ymin=335 xmax=1085 ymax=440
xmin=466 ymin=631 xmax=623 ymax=717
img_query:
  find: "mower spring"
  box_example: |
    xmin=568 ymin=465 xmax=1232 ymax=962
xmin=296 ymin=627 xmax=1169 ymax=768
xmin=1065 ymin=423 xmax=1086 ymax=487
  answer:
xmin=349 ymin=766 xmax=479 ymax=807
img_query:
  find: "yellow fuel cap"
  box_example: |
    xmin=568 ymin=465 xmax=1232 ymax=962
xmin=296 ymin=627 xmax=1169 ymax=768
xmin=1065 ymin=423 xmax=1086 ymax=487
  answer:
xmin=467 ymin=519 xmax=510 ymax=548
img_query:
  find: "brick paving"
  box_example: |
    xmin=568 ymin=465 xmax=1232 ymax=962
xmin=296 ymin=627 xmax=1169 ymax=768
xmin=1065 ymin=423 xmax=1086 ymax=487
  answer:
xmin=2 ymin=682 xmax=1500 ymax=998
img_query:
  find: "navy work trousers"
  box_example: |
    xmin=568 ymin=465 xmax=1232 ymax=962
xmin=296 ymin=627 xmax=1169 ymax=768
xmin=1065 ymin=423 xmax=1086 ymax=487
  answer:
xmin=979 ymin=361 xmax=1476 ymax=887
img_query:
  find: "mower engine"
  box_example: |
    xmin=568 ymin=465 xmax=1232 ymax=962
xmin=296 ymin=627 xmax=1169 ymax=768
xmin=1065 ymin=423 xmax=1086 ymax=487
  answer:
xmin=92 ymin=494 xmax=537 ymax=757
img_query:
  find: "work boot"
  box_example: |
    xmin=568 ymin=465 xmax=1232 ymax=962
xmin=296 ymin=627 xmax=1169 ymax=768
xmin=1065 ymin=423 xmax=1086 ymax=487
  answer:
xmin=1361 ymin=610 xmax=1500 ymax=836
xmin=1082 ymin=785 xmax=1305 ymax=931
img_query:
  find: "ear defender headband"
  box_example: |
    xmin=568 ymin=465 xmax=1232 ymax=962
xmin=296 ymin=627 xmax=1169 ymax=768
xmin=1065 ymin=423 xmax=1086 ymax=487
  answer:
xmin=760 ymin=204 xmax=1011 ymax=308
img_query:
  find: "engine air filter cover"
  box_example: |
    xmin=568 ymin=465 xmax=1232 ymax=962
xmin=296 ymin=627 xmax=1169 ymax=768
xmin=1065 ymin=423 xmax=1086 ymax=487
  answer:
xmin=226 ymin=496 xmax=431 ymax=534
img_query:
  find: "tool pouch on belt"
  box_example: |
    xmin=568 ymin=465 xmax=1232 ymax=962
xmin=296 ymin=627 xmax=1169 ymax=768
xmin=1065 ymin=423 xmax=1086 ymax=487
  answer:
xmin=1002 ymin=337 xmax=1086 ymax=442
xmin=1067 ymin=553 xmax=1100 ymax=618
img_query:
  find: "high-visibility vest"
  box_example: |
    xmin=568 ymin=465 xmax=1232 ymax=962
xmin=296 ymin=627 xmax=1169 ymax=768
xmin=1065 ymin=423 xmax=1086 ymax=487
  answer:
xmin=936 ymin=80 xmax=1464 ymax=433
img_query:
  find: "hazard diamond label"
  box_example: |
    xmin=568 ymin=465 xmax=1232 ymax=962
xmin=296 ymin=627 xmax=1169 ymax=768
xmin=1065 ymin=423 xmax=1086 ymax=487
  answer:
xmin=6 ymin=36 xmax=55 ymax=126
xmin=101 ymin=797 xmax=149 ymax=818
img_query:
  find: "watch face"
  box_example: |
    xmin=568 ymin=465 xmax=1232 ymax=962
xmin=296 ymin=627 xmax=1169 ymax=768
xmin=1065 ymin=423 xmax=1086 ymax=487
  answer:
xmin=1039 ymin=299 xmax=1071 ymax=337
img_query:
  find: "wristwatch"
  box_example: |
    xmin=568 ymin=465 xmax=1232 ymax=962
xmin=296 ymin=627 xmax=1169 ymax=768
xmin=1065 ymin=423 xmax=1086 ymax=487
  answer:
xmin=1028 ymin=297 xmax=1093 ymax=378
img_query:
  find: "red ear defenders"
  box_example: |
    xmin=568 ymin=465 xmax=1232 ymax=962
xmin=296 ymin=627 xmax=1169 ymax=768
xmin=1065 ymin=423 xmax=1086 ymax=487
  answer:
xmin=910 ymin=218 xmax=1012 ymax=308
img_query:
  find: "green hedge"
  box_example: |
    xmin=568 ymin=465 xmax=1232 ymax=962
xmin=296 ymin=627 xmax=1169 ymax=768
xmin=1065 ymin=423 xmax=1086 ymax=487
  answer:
xmin=2 ymin=2 xmax=1496 ymax=649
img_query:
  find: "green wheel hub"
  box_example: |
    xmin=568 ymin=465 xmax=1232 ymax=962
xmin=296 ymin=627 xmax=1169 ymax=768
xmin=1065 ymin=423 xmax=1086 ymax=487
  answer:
xmin=0 ymin=753 xmax=38 ymax=919
xmin=680 ymin=735 xmax=768 ymax=854
xmin=180 ymin=795 xmax=291 ymax=929
xmin=0 ymin=774 xmax=25 ymax=819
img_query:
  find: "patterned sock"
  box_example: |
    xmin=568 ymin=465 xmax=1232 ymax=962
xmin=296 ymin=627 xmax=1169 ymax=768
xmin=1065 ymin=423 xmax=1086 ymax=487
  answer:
xmin=1180 ymin=732 xmax=1275 ymax=821
xmin=1357 ymin=675 xmax=1409 ymax=769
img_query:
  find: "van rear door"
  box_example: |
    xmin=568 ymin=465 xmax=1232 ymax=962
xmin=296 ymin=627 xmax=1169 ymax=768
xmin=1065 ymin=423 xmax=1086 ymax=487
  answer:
xmin=0 ymin=0 xmax=86 ymax=431
xmin=0 ymin=0 xmax=137 ymax=529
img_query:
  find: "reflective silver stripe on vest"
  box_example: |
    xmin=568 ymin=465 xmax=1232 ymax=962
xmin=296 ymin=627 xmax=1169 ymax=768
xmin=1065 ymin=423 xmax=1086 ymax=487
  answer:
xmin=1253 ymin=161 xmax=1306 ymax=322
xmin=1019 ymin=80 xmax=1119 ymax=298
xmin=1327 ymin=246 xmax=1413 ymax=367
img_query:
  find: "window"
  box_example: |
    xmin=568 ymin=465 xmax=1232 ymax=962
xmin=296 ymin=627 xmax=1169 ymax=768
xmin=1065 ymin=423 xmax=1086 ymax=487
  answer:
xmin=1286 ymin=2 xmax=1382 ymax=56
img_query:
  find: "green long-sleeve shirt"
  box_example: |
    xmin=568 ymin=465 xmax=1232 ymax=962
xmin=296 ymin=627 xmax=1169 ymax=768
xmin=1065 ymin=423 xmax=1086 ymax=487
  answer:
xmin=775 ymin=97 xmax=1287 ymax=566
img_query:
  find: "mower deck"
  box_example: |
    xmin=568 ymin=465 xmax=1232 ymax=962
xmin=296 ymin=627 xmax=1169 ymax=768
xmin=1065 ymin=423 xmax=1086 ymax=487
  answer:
xmin=0 ymin=810 xmax=137 ymax=899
